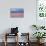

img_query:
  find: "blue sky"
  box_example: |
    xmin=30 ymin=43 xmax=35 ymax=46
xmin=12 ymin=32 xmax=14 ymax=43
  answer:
xmin=0 ymin=0 xmax=24 ymax=3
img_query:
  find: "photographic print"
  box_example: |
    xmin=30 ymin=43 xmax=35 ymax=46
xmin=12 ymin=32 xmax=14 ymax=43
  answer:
xmin=10 ymin=8 xmax=24 ymax=18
